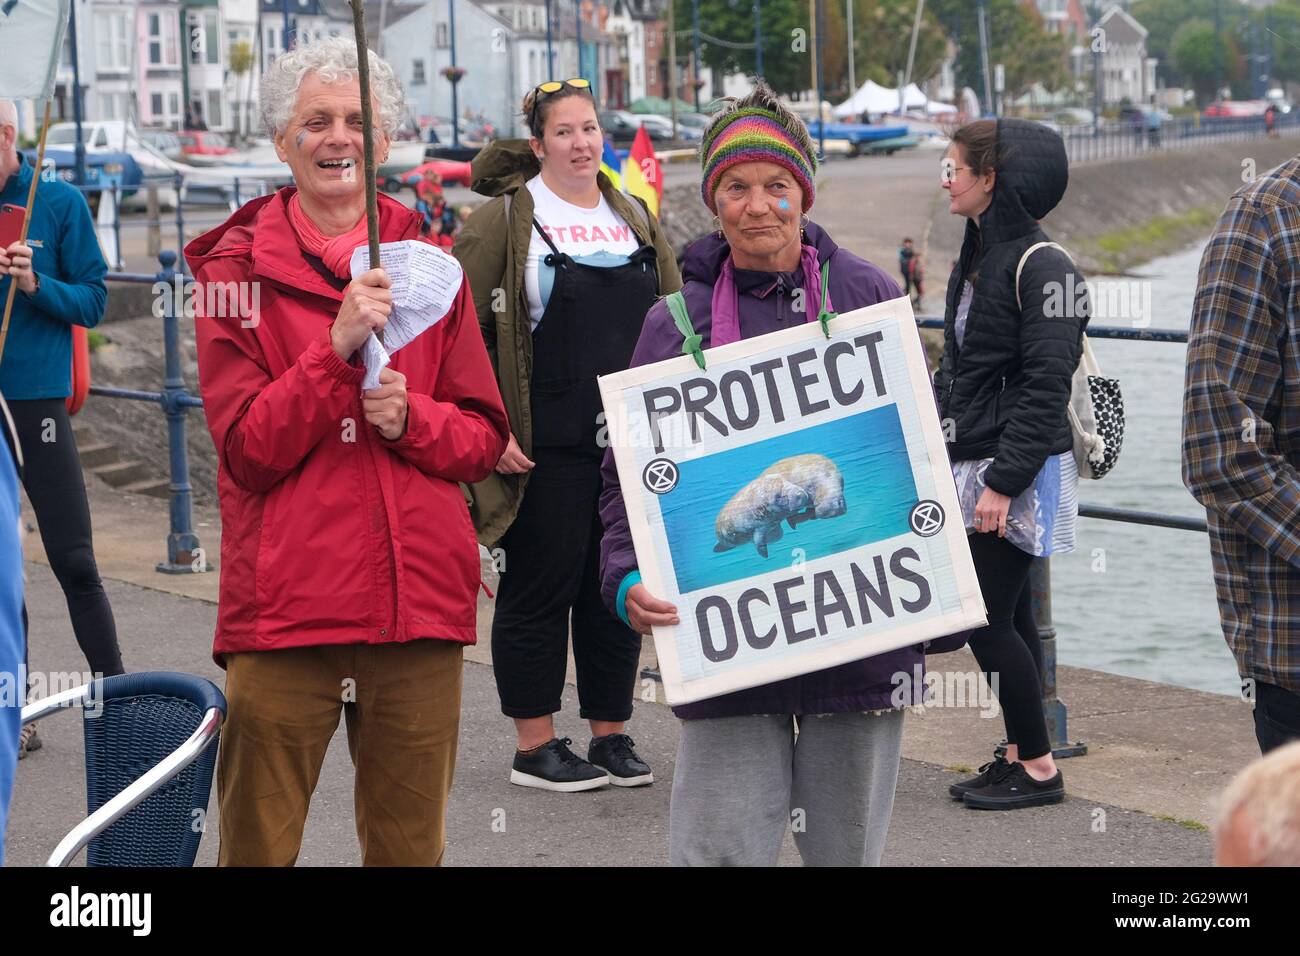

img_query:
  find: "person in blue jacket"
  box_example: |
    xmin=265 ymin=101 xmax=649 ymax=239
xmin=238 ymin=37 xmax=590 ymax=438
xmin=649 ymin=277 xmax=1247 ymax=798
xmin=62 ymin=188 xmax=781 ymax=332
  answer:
xmin=0 ymin=396 xmax=25 ymax=864
xmin=0 ymin=100 xmax=124 ymax=760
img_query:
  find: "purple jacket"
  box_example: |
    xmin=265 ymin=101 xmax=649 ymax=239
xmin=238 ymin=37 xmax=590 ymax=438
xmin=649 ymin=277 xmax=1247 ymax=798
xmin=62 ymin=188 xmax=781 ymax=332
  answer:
xmin=598 ymin=222 xmax=927 ymax=719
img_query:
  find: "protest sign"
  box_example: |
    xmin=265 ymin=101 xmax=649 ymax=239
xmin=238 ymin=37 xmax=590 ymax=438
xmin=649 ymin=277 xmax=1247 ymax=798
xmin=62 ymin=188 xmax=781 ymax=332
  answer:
xmin=599 ymin=296 xmax=986 ymax=705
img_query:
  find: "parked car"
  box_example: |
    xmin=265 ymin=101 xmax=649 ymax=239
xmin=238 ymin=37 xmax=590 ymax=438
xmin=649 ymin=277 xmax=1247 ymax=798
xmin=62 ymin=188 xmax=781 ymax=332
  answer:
xmin=599 ymin=109 xmax=652 ymax=143
xmin=636 ymin=113 xmax=703 ymax=143
xmin=676 ymin=112 xmax=715 ymax=131
xmin=1203 ymin=100 xmax=1268 ymax=119
xmin=177 ymin=131 xmax=236 ymax=157
xmin=382 ymin=158 xmax=473 ymax=193
xmin=137 ymin=128 xmax=184 ymax=161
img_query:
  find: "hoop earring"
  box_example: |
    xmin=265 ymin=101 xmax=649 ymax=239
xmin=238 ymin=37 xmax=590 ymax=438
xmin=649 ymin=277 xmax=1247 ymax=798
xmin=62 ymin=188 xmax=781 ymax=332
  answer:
xmin=712 ymin=215 xmax=722 ymax=237
xmin=800 ymin=213 xmax=809 ymax=229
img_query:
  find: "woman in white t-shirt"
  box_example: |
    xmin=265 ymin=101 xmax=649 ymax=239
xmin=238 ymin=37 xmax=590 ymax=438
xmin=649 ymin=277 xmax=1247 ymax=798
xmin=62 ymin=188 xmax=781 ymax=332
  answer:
xmin=455 ymin=81 xmax=681 ymax=793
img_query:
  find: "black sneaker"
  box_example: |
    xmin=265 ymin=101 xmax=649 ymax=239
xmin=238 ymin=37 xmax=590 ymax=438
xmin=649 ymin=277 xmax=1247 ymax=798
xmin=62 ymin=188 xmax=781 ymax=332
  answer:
xmin=510 ymin=737 xmax=609 ymax=792
xmin=588 ymin=733 xmax=654 ymax=787
xmin=962 ymin=762 xmax=1065 ymax=810
xmin=948 ymin=755 xmax=1012 ymax=800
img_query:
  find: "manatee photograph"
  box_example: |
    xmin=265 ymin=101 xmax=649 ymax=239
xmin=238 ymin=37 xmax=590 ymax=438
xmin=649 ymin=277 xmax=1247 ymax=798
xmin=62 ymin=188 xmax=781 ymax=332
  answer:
xmin=658 ymin=406 xmax=919 ymax=593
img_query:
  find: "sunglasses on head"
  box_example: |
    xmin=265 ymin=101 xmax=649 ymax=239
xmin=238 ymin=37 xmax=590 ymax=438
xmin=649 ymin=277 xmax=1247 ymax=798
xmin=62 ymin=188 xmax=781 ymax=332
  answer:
xmin=529 ymin=77 xmax=592 ymax=131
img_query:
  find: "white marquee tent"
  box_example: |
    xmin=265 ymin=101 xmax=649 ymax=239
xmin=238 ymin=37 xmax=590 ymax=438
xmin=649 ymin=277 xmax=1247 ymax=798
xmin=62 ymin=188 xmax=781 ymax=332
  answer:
xmin=833 ymin=79 xmax=957 ymax=119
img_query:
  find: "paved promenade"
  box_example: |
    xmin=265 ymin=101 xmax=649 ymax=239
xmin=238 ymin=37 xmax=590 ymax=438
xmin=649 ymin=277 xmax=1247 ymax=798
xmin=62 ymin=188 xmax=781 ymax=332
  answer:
xmin=6 ymin=474 xmax=1240 ymax=866
xmin=5 ymin=153 xmax=1259 ymax=866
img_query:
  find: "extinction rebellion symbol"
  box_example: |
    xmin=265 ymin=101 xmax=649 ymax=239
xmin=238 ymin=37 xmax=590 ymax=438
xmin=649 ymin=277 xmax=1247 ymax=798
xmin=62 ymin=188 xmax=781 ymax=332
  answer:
xmin=643 ymin=458 xmax=680 ymax=495
xmin=909 ymin=500 xmax=945 ymax=537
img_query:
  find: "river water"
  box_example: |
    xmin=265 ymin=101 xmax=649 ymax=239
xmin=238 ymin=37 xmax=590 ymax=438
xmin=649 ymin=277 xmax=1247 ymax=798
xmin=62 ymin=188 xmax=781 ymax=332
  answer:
xmin=1049 ymin=240 xmax=1239 ymax=695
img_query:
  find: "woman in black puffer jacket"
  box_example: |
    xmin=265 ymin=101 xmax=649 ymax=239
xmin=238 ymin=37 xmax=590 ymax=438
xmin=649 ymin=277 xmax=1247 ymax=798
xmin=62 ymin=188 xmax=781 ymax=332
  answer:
xmin=932 ymin=118 xmax=1088 ymax=810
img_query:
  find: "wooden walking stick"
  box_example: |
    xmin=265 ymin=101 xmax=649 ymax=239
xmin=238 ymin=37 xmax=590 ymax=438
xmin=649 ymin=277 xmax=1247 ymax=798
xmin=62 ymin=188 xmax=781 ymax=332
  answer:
xmin=0 ymin=99 xmax=53 ymax=366
xmin=348 ymin=0 xmax=383 ymax=274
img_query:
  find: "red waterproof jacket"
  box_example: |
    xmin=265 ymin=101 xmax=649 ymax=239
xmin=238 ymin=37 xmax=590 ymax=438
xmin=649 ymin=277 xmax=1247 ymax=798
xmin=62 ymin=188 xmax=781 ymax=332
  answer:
xmin=186 ymin=189 xmax=509 ymax=663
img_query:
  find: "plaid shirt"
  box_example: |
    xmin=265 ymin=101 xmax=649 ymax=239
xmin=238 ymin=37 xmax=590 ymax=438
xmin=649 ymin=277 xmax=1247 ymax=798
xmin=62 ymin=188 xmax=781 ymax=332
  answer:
xmin=1183 ymin=155 xmax=1300 ymax=694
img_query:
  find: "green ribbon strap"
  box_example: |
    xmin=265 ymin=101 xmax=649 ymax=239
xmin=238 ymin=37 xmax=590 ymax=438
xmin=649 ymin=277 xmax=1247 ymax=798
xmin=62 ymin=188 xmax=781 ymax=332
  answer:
xmin=666 ymin=291 xmax=706 ymax=370
xmin=817 ymin=258 xmax=837 ymax=339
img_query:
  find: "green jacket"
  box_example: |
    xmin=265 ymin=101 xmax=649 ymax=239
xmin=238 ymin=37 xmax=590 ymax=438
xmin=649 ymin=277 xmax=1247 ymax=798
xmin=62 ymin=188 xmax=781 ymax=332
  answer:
xmin=453 ymin=139 xmax=683 ymax=548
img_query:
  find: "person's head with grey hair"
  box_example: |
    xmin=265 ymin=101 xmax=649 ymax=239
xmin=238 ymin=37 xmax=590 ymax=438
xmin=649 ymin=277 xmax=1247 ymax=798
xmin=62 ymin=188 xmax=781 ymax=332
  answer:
xmin=1215 ymin=740 xmax=1300 ymax=866
xmin=696 ymin=80 xmax=818 ymax=274
xmin=0 ymin=100 xmax=20 ymax=185
xmin=264 ymin=36 xmax=404 ymax=230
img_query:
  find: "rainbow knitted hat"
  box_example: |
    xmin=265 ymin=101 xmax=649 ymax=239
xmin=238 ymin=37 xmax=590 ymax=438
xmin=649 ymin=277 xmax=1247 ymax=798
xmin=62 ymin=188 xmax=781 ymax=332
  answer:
xmin=700 ymin=107 xmax=817 ymax=214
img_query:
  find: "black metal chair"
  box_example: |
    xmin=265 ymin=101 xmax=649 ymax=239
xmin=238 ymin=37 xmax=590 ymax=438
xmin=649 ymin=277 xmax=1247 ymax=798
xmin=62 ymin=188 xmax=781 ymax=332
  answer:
xmin=20 ymin=671 xmax=225 ymax=866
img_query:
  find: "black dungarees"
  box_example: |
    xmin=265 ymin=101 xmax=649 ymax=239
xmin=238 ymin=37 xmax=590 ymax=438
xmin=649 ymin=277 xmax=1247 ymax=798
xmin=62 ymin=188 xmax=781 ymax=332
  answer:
xmin=491 ymin=215 xmax=660 ymax=721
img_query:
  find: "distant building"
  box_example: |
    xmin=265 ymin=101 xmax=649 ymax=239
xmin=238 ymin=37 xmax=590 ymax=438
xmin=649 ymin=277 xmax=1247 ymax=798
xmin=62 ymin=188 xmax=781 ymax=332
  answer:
xmin=605 ymin=0 xmax=656 ymax=108
xmin=1033 ymin=0 xmax=1088 ymax=45
xmin=383 ymin=0 xmax=516 ymax=137
xmin=1095 ymin=4 xmax=1157 ymax=106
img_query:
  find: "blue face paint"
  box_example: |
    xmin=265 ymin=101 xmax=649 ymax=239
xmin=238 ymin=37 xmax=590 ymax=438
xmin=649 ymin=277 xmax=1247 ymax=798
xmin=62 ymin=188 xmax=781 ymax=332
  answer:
xmin=778 ymin=198 xmax=790 ymax=210
xmin=295 ymin=130 xmax=308 ymax=150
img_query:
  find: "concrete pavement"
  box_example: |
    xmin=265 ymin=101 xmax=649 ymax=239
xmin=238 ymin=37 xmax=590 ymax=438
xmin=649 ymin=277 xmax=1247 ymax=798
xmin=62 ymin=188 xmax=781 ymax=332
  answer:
xmin=4 ymin=149 xmax=1257 ymax=867
xmin=7 ymin=561 xmax=1215 ymax=866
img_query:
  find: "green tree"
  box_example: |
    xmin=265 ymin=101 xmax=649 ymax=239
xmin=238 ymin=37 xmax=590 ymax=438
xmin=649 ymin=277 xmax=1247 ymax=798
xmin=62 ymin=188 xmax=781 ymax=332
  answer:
xmin=1131 ymin=0 xmax=1231 ymax=73
xmin=670 ymin=0 xmax=907 ymax=100
xmin=930 ymin=0 xmax=1068 ymax=107
xmin=673 ymin=0 xmax=810 ymax=97
xmin=1172 ymin=19 xmax=1235 ymax=104
xmin=228 ymin=39 xmax=255 ymax=141
xmin=849 ymin=0 xmax=949 ymax=89
xmin=1259 ymin=0 xmax=1300 ymax=88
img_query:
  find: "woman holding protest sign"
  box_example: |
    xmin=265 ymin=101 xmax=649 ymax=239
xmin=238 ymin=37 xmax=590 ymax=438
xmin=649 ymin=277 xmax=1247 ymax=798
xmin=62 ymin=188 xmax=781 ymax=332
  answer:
xmin=455 ymin=80 xmax=681 ymax=792
xmin=598 ymin=83 xmax=914 ymax=866
xmin=932 ymin=119 xmax=1088 ymax=810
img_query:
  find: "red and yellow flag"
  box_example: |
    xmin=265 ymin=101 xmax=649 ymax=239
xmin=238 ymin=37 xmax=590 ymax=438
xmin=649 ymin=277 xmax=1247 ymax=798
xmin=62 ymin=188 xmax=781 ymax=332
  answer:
xmin=622 ymin=125 xmax=663 ymax=218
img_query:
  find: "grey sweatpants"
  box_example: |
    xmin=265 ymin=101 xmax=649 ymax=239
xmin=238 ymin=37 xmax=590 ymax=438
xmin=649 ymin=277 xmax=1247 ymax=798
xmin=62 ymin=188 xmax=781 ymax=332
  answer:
xmin=668 ymin=710 xmax=905 ymax=867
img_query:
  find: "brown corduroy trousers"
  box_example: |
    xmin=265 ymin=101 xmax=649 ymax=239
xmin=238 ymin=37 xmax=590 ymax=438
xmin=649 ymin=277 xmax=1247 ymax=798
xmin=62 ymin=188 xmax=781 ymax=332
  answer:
xmin=215 ymin=639 xmax=463 ymax=866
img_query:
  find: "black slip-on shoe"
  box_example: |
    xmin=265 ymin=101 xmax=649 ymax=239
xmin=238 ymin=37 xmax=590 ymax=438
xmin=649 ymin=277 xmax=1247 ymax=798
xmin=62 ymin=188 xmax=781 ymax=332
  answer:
xmin=948 ymin=755 xmax=1012 ymax=800
xmin=962 ymin=762 xmax=1065 ymax=810
xmin=588 ymin=733 xmax=654 ymax=787
xmin=510 ymin=737 xmax=610 ymax=792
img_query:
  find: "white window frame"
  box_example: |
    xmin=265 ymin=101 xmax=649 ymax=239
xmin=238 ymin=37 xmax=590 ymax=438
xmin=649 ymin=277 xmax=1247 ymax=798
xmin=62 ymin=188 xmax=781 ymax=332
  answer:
xmin=148 ymin=12 xmax=180 ymax=67
xmin=436 ymin=22 xmax=448 ymax=48
xmin=188 ymin=10 xmax=222 ymax=67
xmin=205 ymin=89 xmax=226 ymax=130
xmin=151 ymin=89 xmax=182 ymax=128
xmin=412 ymin=58 xmax=426 ymax=85
xmin=95 ymin=11 xmax=131 ymax=72
xmin=96 ymin=91 xmax=129 ymax=121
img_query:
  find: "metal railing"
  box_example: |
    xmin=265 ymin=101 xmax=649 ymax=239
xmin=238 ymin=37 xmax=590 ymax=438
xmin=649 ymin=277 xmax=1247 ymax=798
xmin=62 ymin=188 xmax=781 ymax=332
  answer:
xmin=83 ymin=289 xmax=1206 ymax=755
xmin=916 ymin=316 xmax=1203 ymax=757
xmin=71 ymin=173 xmax=271 ymax=273
xmin=1061 ymin=111 xmax=1300 ymax=165
xmin=98 ymin=251 xmax=206 ymax=575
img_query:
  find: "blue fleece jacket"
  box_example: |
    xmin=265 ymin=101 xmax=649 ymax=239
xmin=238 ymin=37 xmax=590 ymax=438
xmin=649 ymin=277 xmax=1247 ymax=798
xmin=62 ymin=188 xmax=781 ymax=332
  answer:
xmin=0 ymin=155 xmax=107 ymax=400
xmin=0 ymin=418 xmax=24 ymax=866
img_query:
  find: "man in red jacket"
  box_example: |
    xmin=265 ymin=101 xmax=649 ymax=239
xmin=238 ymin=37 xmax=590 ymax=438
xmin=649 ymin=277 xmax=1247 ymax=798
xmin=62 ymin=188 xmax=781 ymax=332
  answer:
xmin=186 ymin=38 xmax=508 ymax=866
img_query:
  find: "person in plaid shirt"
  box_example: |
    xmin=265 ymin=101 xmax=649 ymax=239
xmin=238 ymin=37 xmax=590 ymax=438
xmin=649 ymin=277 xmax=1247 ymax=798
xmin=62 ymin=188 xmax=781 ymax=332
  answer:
xmin=1183 ymin=156 xmax=1300 ymax=754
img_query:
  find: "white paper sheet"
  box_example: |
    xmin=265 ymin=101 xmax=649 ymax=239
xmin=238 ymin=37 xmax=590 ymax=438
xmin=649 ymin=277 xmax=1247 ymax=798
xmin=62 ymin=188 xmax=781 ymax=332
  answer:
xmin=349 ymin=240 xmax=464 ymax=389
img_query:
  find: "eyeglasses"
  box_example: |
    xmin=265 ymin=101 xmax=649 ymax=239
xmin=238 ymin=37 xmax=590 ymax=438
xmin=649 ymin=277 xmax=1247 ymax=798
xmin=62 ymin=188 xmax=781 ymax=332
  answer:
xmin=940 ymin=160 xmax=972 ymax=184
xmin=529 ymin=78 xmax=592 ymax=132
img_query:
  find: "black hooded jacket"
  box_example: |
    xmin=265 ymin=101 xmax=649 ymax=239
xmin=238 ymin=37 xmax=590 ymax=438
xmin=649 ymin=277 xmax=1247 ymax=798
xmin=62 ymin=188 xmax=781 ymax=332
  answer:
xmin=932 ymin=118 xmax=1089 ymax=498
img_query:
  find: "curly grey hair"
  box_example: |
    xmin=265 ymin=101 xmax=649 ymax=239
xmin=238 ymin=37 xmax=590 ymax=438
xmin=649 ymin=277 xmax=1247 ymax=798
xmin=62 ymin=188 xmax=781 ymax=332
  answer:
xmin=261 ymin=36 xmax=405 ymax=139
